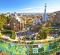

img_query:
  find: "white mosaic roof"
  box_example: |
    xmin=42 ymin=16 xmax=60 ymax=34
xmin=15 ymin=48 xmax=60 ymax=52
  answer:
xmin=14 ymin=14 xmax=23 ymax=22
xmin=33 ymin=19 xmax=42 ymax=25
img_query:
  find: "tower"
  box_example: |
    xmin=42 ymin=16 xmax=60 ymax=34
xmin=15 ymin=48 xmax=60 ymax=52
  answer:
xmin=43 ymin=4 xmax=47 ymax=22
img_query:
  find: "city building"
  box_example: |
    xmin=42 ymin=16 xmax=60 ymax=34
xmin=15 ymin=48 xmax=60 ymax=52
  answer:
xmin=33 ymin=18 xmax=42 ymax=25
xmin=10 ymin=14 xmax=24 ymax=32
xmin=5 ymin=12 xmax=11 ymax=17
xmin=53 ymin=11 xmax=60 ymax=23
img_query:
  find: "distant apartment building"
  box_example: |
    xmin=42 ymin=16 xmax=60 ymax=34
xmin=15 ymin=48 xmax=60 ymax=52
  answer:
xmin=51 ymin=11 xmax=60 ymax=23
xmin=5 ymin=12 xmax=11 ymax=17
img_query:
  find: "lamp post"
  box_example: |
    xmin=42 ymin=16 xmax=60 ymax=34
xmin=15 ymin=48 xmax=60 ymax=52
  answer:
xmin=18 ymin=37 xmax=20 ymax=44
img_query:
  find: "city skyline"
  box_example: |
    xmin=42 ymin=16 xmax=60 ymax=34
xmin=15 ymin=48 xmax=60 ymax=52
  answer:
xmin=0 ymin=0 xmax=60 ymax=13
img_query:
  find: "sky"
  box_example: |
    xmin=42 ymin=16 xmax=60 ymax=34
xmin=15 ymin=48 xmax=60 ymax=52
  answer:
xmin=0 ymin=0 xmax=60 ymax=13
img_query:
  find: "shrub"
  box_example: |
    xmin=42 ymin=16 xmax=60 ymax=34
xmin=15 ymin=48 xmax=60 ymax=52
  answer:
xmin=27 ymin=40 xmax=34 ymax=44
xmin=38 ymin=48 xmax=44 ymax=52
xmin=1 ymin=30 xmax=16 ymax=39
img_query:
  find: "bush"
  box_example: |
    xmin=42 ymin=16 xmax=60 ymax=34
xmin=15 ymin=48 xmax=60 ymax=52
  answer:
xmin=1 ymin=30 xmax=16 ymax=39
xmin=38 ymin=48 xmax=44 ymax=52
xmin=27 ymin=40 xmax=34 ymax=44
xmin=49 ymin=41 xmax=57 ymax=49
xmin=11 ymin=31 xmax=16 ymax=39
xmin=1 ymin=30 xmax=11 ymax=34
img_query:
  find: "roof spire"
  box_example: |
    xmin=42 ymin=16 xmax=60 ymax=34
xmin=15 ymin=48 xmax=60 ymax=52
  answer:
xmin=45 ymin=3 xmax=47 ymax=13
xmin=43 ymin=3 xmax=47 ymax=21
xmin=45 ymin=3 xmax=47 ymax=8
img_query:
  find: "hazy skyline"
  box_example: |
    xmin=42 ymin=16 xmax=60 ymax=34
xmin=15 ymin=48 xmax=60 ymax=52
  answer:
xmin=0 ymin=0 xmax=60 ymax=13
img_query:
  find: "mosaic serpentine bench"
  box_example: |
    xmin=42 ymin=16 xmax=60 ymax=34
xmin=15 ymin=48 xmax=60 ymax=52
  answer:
xmin=0 ymin=40 xmax=29 ymax=55
xmin=0 ymin=38 xmax=60 ymax=55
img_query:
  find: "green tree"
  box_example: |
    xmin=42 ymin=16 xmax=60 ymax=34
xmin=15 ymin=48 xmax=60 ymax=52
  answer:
xmin=44 ymin=27 xmax=52 ymax=35
xmin=6 ymin=15 xmax=12 ymax=23
xmin=45 ymin=22 xmax=51 ymax=27
xmin=37 ymin=29 xmax=47 ymax=40
xmin=0 ymin=14 xmax=7 ymax=30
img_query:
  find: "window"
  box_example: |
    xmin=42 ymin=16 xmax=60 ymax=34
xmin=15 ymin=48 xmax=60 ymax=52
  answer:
xmin=13 ymin=23 xmax=16 ymax=25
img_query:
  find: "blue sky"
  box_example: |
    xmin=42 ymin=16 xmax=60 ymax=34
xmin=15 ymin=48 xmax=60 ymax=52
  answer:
xmin=0 ymin=0 xmax=60 ymax=13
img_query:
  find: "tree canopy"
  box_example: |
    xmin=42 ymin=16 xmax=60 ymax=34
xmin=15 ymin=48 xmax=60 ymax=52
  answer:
xmin=37 ymin=29 xmax=47 ymax=40
xmin=0 ymin=14 xmax=11 ymax=30
xmin=0 ymin=14 xmax=7 ymax=30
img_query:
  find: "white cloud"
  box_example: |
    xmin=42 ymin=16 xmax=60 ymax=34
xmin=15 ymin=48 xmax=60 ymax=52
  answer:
xmin=3 ymin=6 xmax=60 ymax=13
xmin=16 ymin=7 xmax=44 ymax=13
xmin=16 ymin=6 xmax=60 ymax=13
xmin=47 ymin=6 xmax=60 ymax=13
